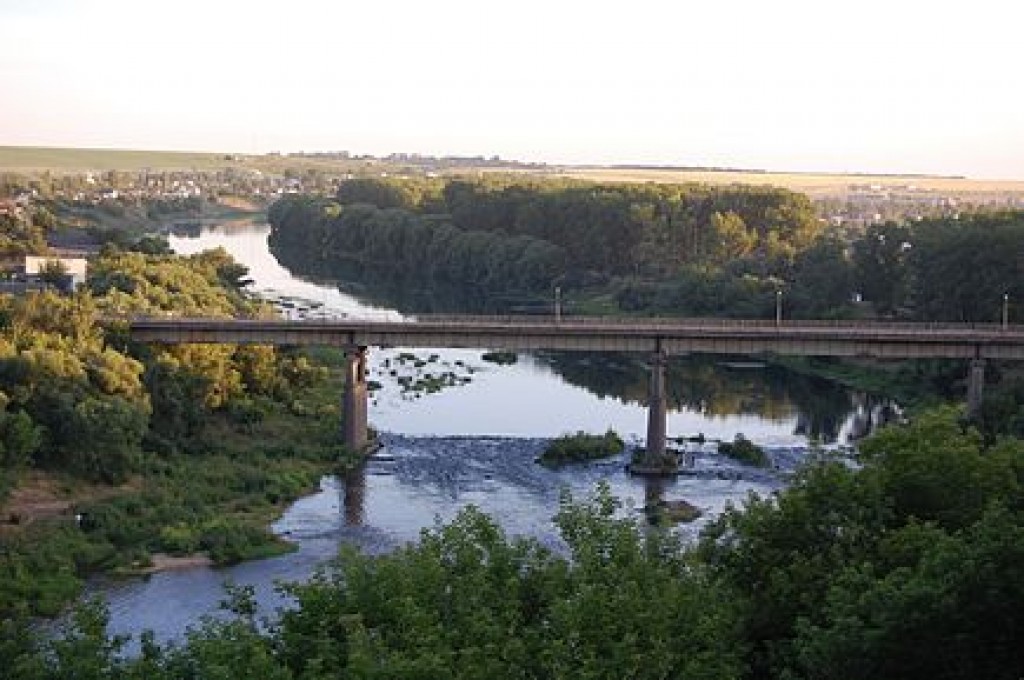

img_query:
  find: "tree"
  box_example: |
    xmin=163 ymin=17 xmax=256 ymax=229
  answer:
xmin=852 ymin=222 xmax=911 ymax=316
xmin=711 ymin=210 xmax=757 ymax=261
xmin=0 ymin=410 xmax=43 ymax=467
xmin=66 ymin=396 xmax=148 ymax=483
xmin=789 ymin=233 xmax=854 ymax=318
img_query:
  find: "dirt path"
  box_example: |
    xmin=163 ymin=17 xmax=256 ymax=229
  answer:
xmin=0 ymin=471 xmax=138 ymax=531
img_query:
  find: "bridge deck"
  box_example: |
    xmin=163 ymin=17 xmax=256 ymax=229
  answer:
xmin=125 ymin=316 xmax=1024 ymax=360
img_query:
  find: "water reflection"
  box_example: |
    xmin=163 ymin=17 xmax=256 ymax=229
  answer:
xmin=539 ymin=352 xmax=889 ymax=443
xmin=170 ymin=221 xmax=897 ymax=444
xmin=341 ymin=466 xmax=366 ymax=527
xmin=644 ymin=476 xmax=668 ymax=512
xmin=270 ymin=244 xmax=534 ymax=315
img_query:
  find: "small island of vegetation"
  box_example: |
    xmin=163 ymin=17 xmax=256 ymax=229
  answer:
xmin=536 ymin=429 xmax=625 ymax=468
xmin=718 ymin=434 xmax=770 ymax=467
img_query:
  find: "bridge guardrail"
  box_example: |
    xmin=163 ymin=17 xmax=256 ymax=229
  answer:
xmin=116 ymin=313 xmax=1024 ymax=336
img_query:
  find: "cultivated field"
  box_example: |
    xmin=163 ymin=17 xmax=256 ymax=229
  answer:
xmin=553 ymin=166 xmax=1024 ymax=198
xmin=4 ymin=145 xmax=1024 ymax=201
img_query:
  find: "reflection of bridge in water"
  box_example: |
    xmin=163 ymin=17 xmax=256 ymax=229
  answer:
xmin=127 ymin=316 xmax=1024 ymax=466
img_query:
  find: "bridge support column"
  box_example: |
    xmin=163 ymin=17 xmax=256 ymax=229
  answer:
xmin=342 ymin=346 xmax=369 ymax=451
xmin=644 ymin=351 xmax=668 ymax=461
xmin=966 ymin=358 xmax=985 ymax=418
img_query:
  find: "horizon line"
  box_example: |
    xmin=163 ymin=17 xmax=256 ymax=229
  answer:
xmin=0 ymin=142 xmax=1020 ymax=184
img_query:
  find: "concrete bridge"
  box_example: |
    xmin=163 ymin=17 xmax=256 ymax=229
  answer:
xmin=127 ymin=315 xmax=1024 ymax=468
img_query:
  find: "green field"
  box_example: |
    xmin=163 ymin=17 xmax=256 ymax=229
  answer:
xmin=0 ymin=145 xmax=390 ymax=177
xmin=5 ymin=145 xmax=1024 ymax=201
xmin=0 ymin=145 xmax=246 ymax=172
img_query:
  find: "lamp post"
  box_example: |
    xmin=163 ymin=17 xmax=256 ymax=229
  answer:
xmin=775 ymin=290 xmax=782 ymax=327
xmin=554 ymin=286 xmax=562 ymax=323
xmin=1003 ymin=292 xmax=1009 ymax=330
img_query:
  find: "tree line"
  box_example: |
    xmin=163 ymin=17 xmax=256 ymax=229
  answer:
xmin=272 ymin=176 xmax=1023 ymax=322
xmin=269 ymin=197 xmax=567 ymax=295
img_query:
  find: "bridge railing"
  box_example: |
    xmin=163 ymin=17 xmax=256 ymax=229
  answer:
xmin=409 ymin=313 xmax=1020 ymax=333
xmin=118 ymin=313 xmax=1024 ymax=336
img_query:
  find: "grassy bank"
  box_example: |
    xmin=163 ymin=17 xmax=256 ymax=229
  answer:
xmin=0 ymin=358 xmax=356 ymax=618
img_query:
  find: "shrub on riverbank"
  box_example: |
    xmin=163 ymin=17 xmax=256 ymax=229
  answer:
xmin=537 ymin=429 xmax=624 ymax=468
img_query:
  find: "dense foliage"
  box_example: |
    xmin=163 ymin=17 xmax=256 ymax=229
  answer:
xmin=271 ymin=177 xmax=1024 ymax=323
xmin=0 ymin=245 xmax=347 ymax=619
xmin=0 ymin=207 xmax=48 ymax=257
xmin=852 ymin=212 xmax=1023 ymax=321
xmin=268 ymin=176 xmax=826 ymax=311
xmin=269 ymin=197 xmax=567 ymax=295
xmin=700 ymin=407 xmax=1024 ymax=679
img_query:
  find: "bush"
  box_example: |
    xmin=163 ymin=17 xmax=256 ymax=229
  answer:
xmin=537 ymin=429 xmax=625 ymax=468
xmin=158 ymin=523 xmax=200 ymax=555
xmin=718 ymin=433 xmax=769 ymax=467
xmin=481 ymin=351 xmax=518 ymax=365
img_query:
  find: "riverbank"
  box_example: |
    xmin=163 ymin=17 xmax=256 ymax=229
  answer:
xmin=0 ymin=356 xmax=358 ymax=619
xmin=769 ymin=354 xmax=954 ymax=411
xmin=50 ymin=197 xmax=265 ymax=241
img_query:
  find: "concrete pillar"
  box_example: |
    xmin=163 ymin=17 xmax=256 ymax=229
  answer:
xmin=645 ymin=351 xmax=668 ymax=460
xmin=342 ymin=346 xmax=369 ymax=451
xmin=966 ymin=357 xmax=985 ymax=418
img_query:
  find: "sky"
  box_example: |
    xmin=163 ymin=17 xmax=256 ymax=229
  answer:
xmin=2 ymin=0 xmax=1023 ymax=179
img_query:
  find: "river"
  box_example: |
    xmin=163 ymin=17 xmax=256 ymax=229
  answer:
xmin=89 ymin=220 xmax=888 ymax=646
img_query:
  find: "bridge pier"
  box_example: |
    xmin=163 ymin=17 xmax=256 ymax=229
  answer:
xmin=628 ymin=350 xmax=675 ymax=475
xmin=342 ymin=346 xmax=369 ymax=451
xmin=966 ymin=358 xmax=985 ymax=418
xmin=645 ymin=351 xmax=668 ymax=460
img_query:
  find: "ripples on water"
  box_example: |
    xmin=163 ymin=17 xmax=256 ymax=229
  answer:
xmin=96 ymin=432 xmax=812 ymax=648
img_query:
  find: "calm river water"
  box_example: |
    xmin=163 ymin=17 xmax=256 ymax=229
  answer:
xmin=88 ymin=220 xmax=885 ymax=646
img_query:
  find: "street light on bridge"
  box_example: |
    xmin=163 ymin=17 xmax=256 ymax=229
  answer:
xmin=1004 ymin=292 xmax=1010 ymax=330
xmin=775 ymin=290 xmax=782 ymax=327
xmin=555 ymin=286 xmax=562 ymax=323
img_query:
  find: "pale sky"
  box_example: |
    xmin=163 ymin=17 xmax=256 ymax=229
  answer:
xmin=2 ymin=0 xmax=1023 ymax=178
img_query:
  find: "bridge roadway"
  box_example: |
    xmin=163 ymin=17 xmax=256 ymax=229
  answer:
xmin=127 ymin=315 xmax=1024 ymax=360
xmin=127 ymin=315 xmax=1024 ymax=468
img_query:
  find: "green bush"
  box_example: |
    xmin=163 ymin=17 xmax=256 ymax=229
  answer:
xmin=538 ymin=429 xmax=625 ymax=468
xmin=718 ymin=433 xmax=769 ymax=467
xmin=158 ymin=523 xmax=200 ymax=555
